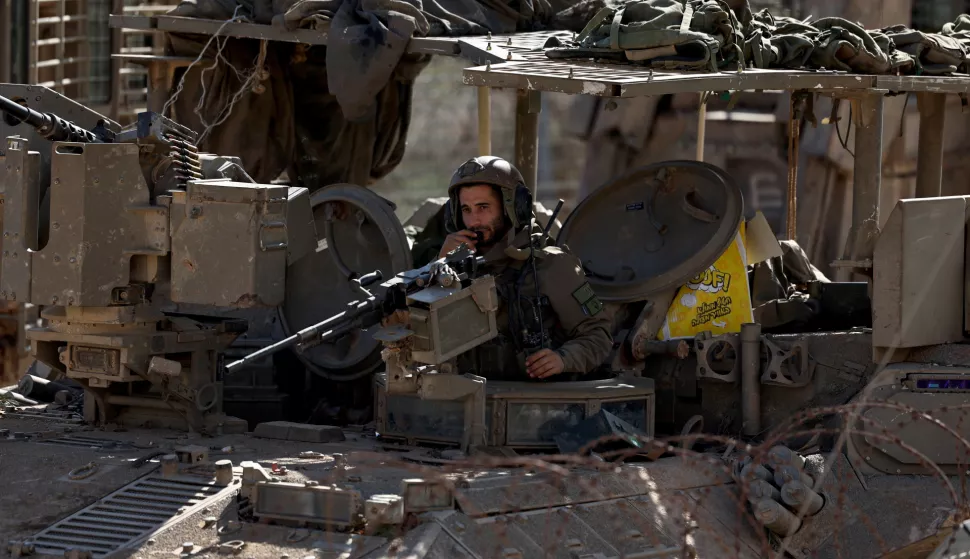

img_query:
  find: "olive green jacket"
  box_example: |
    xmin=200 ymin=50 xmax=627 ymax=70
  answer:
xmin=478 ymin=221 xmax=614 ymax=375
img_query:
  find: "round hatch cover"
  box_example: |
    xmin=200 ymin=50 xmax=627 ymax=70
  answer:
xmin=280 ymin=184 xmax=412 ymax=381
xmin=557 ymin=161 xmax=744 ymax=302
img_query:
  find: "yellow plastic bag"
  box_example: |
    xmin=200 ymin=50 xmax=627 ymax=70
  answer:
xmin=658 ymin=224 xmax=754 ymax=340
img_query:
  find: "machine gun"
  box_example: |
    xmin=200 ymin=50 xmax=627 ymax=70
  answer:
xmin=224 ymin=244 xmax=490 ymax=374
xmin=224 ymin=243 xmax=498 ymax=453
xmin=0 ymin=92 xmax=239 ymax=192
xmin=0 ymin=93 xmax=114 ymax=144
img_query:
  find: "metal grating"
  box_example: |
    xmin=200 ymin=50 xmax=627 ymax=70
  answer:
xmin=28 ymin=472 xmax=236 ymax=557
xmin=434 ymin=489 xmax=766 ymax=557
xmin=463 ymin=59 xmax=970 ymax=97
xmin=463 ymin=58 xmax=722 ymax=97
xmin=496 ymin=59 xmax=664 ymax=80
xmin=484 ymin=30 xmax=573 ymax=53
xmin=458 ymin=32 xmax=572 ymax=66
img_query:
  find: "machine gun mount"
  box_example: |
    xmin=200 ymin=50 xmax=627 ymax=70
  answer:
xmin=0 ymin=84 xmax=311 ymax=434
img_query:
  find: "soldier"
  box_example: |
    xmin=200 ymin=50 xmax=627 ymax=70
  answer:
xmin=435 ymin=156 xmax=614 ymax=381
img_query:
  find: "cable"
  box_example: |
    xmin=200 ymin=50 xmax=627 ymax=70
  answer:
xmin=835 ymin=101 xmax=854 ymax=158
xmin=162 ymin=5 xmax=247 ymax=117
xmin=131 ymin=450 xmax=168 ymax=469
xmin=68 ymin=462 xmax=99 ymax=480
xmin=529 ymin=227 xmax=545 ymax=350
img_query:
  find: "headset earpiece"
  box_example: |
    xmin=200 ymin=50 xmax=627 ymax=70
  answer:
xmin=443 ymin=198 xmax=459 ymax=234
xmin=512 ymin=183 xmax=533 ymax=229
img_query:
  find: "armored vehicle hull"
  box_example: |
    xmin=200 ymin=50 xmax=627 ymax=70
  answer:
xmin=1 ymin=410 xmax=966 ymax=559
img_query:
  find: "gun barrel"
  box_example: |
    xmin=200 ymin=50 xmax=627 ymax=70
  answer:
xmin=225 ymin=333 xmax=301 ymax=374
xmin=223 ymin=263 xmax=471 ymax=375
xmin=0 ymin=96 xmax=43 ymax=128
xmin=224 ymin=303 xmax=377 ymax=375
xmin=0 ymin=93 xmax=104 ymax=143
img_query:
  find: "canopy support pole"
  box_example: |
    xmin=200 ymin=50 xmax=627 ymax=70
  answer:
xmin=835 ymin=92 xmax=884 ymax=278
xmin=787 ymin=92 xmax=809 ymax=241
xmin=477 ymin=86 xmax=491 ymax=156
xmin=696 ymin=92 xmax=706 ymax=162
xmin=514 ymin=89 xmax=541 ymax=201
xmin=915 ymin=92 xmax=946 ymax=198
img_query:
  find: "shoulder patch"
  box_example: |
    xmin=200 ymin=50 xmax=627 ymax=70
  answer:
xmin=572 ymin=282 xmax=604 ymax=317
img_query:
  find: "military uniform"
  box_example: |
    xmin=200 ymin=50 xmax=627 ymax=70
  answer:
xmin=442 ymin=156 xmax=613 ymax=381
xmin=457 ymin=223 xmax=614 ymax=381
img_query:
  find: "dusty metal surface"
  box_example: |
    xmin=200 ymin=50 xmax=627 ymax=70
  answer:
xmin=169 ymin=179 xmax=293 ymax=307
xmin=0 ymin=419 xmax=160 ymax=545
xmin=872 ymin=196 xmax=968 ymax=352
xmin=655 ymin=330 xmax=875 ymax=436
xmin=16 ymin=141 xmax=150 ymax=307
xmin=0 ymin=85 xmax=315 ymax=435
xmin=557 ymin=160 xmax=744 ymax=302
xmin=3 ymin=412 xmax=968 ymax=559
xmin=375 ymin=374 xmax=654 ymax=450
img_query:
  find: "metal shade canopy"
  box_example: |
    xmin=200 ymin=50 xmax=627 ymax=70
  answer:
xmin=280 ymin=184 xmax=413 ymax=380
xmin=557 ymin=160 xmax=744 ymax=302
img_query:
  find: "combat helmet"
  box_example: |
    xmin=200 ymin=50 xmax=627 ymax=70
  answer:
xmin=446 ymin=156 xmax=533 ymax=233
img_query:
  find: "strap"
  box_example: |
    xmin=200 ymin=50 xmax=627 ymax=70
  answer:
xmin=609 ymin=7 xmax=625 ymax=51
xmin=682 ymin=189 xmax=719 ymax=223
xmin=576 ymin=6 xmax=612 ymax=44
xmin=680 ymin=1 xmax=694 ymax=35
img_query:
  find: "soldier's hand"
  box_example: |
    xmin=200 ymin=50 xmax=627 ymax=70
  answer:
xmin=526 ymin=349 xmax=565 ymax=379
xmin=438 ymin=230 xmax=478 ymax=258
xmin=381 ymin=309 xmax=410 ymax=327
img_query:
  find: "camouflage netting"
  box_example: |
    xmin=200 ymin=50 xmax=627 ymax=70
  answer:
xmin=548 ymin=0 xmax=970 ymax=76
xmin=162 ymin=0 xmax=610 ymax=189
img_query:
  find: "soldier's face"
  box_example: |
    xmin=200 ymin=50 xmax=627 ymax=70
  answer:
xmin=459 ymin=185 xmax=507 ymax=250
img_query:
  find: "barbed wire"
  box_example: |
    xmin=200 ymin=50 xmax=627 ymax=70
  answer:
xmin=139 ymin=396 xmax=968 ymax=559
xmin=7 ymin=394 xmax=970 ymax=558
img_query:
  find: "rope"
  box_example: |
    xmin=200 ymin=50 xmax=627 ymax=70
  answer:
xmin=197 ymin=39 xmax=269 ymax=144
xmin=68 ymin=462 xmax=99 ymax=480
xmin=161 ymin=5 xmax=247 ymax=117
xmin=160 ymin=7 xmax=272 ymax=144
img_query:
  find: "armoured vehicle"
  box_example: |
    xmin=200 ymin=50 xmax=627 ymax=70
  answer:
xmin=0 ymin=78 xmax=967 ymax=558
xmin=6 ymin=6 xmax=970 ymax=559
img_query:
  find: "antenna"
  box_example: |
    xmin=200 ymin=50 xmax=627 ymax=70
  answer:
xmin=530 ymin=199 xmax=565 ymax=350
